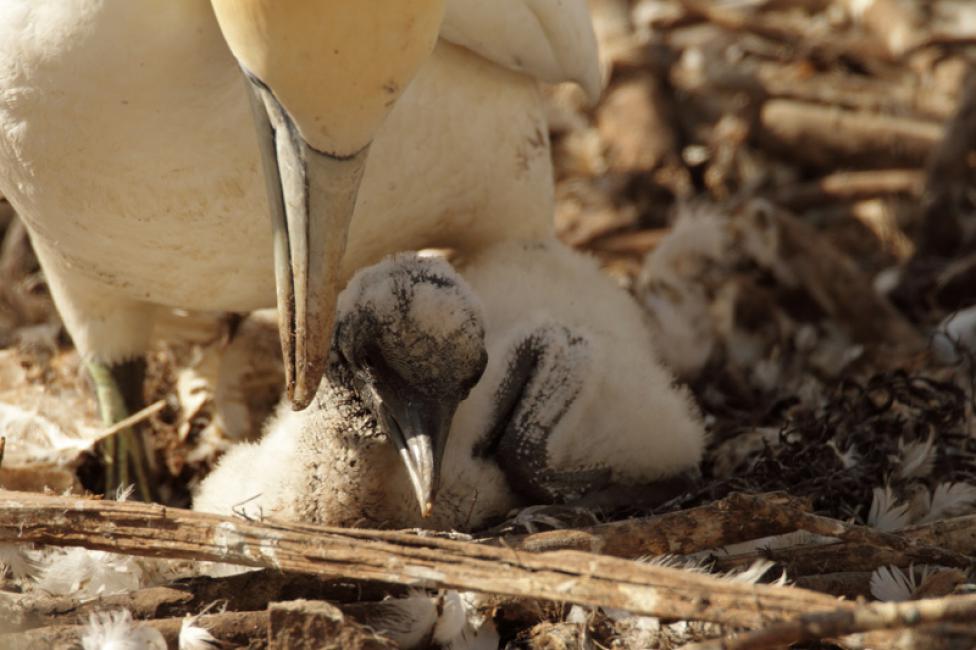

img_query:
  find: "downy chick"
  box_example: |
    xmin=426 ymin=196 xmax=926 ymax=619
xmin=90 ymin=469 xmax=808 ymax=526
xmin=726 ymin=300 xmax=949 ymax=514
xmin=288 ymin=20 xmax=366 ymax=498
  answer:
xmin=195 ymin=242 xmax=704 ymax=530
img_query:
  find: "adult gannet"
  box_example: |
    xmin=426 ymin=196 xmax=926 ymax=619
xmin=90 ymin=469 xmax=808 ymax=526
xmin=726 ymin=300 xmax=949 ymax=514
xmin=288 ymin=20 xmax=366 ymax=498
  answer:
xmin=0 ymin=1 xmax=600 ymax=496
xmin=194 ymin=242 xmax=704 ymax=528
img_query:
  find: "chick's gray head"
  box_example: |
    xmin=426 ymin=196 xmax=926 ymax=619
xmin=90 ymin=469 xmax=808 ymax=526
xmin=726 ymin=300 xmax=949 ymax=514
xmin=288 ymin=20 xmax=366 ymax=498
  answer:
xmin=331 ymin=253 xmax=488 ymax=516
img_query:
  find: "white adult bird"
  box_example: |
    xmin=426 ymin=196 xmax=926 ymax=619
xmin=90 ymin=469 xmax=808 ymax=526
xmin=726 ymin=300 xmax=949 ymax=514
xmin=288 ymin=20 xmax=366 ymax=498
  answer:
xmin=0 ymin=1 xmax=601 ymax=496
xmin=194 ymin=242 xmax=704 ymax=527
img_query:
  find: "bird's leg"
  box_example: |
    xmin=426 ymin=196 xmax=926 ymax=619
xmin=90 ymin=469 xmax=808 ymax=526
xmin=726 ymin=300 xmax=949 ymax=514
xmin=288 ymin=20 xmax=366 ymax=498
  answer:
xmin=475 ymin=323 xmax=610 ymax=503
xmin=87 ymin=358 xmax=154 ymax=501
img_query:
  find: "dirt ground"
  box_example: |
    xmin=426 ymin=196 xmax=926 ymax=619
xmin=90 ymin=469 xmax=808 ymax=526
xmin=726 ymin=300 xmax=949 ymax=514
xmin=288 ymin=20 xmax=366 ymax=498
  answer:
xmin=2 ymin=0 xmax=976 ymax=648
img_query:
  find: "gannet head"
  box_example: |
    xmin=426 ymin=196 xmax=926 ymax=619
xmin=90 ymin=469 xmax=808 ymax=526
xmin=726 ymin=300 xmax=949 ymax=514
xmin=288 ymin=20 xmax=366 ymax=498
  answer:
xmin=331 ymin=254 xmax=487 ymax=516
xmin=210 ymin=0 xmax=446 ymax=409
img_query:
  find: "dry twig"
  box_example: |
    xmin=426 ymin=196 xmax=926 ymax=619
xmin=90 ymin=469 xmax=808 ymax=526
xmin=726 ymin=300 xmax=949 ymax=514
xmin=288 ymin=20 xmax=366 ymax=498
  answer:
xmin=770 ymin=169 xmax=925 ymax=210
xmin=3 ymin=611 xmax=267 ymax=649
xmin=759 ymin=100 xmax=942 ymax=168
xmin=715 ymin=511 xmax=976 ymax=575
xmin=508 ymin=492 xmax=811 ymax=556
xmin=0 ymin=490 xmax=848 ymax=627
xmin=508 ymin=492 xmax=972 ymax=571
xmin=3 ymin=570 xmax=402 ymax=631
xmin=685 ymin=594 xmax=976 ymax=650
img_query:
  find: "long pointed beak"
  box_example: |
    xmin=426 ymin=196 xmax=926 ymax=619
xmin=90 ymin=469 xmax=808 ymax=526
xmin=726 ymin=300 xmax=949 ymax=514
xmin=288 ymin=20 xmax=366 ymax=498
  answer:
xmin=243 ymin=71 xmax=369 ymax=409
xmin=377 ymin=397 xmax=456 ymax=517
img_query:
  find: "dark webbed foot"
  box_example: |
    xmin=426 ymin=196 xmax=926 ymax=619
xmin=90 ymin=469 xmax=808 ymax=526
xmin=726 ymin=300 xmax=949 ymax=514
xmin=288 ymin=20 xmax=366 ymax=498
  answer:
xmin=475 ymin=323 xmax=610 ymax=503
xmin=88 ymin=358 xmax=155 ymax=501
xmin=569 ymin=471 xmax=701 ymax=512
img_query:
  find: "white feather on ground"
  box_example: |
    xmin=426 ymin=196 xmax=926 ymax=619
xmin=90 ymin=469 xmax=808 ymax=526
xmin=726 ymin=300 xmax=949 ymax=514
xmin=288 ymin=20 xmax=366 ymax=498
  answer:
xmin=870 ymin=565 xmax=919 ymax=602
xmin=179 ymin=615 xmax=221 ymax=650
xmin=868 ymin=485 xmax=913 ymax=532
xmin=868 ymin=564 xmax=958 ymax=603
xmin=36 ymin=548 xmax=146 ymax=599
xmin=689 ymin=530 xmax=834 ymax=561
xmin=344 ymin=589 xmax=499 ymax=650
xmin=896 ymin=434 xmax=936 ymax=480
xmin=913 ymin=482 xmax=976 ymax=525
xmin=81 ymin=610 xmax=166 ymax=650
xmin=601 ymin=559 xmax=787 ymax=648
xmin=0 ymin=544 xmax=41 ymax=583
xmin=868 ymin=482 xmax=976 ymax=531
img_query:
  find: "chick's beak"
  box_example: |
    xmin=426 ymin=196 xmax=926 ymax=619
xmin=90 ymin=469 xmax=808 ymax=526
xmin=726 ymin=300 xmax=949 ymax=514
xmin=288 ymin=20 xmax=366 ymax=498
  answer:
xmin=377 ymin=394 xmax=457 ymax=518
xmin=243 ymin=72 xmax=369 ymax=410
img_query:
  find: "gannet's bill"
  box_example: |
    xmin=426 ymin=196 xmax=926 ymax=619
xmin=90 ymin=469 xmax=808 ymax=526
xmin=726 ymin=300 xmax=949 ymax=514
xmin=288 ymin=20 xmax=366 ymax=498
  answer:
xmin=209 ymin=1 xmax=446 ymax=408
xmin=0 ymin=1 xmax=600 ymax=499
xmin=195 ymin=242 xmax=704 ymax=528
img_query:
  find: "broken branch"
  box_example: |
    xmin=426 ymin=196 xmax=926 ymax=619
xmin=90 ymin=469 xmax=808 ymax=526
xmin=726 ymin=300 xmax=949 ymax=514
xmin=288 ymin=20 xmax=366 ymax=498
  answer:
xmin=0 ymin=490 xmax=847 ymax=628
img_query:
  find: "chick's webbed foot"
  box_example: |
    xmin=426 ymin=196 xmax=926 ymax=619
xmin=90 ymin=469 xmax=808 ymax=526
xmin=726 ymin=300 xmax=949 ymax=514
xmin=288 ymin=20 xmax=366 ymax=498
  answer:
xmin=476 ymin=323 xmax=610 ymax=503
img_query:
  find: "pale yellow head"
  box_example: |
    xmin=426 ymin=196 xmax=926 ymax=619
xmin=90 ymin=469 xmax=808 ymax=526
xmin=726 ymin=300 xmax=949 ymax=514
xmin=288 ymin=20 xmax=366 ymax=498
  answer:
xmin=211 ymin=0 xmax=445 ymax=155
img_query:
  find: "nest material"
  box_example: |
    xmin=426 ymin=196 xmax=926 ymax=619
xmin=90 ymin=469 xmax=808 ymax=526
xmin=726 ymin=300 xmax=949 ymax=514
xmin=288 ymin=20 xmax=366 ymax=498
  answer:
xmin=4 ymin=0 xmax=976 ymax=647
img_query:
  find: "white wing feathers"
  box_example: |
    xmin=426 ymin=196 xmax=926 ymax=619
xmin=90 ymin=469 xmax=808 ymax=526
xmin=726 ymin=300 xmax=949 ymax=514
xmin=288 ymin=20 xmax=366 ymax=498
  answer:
xmin=442 ymin=0 xmax=603 ymax=102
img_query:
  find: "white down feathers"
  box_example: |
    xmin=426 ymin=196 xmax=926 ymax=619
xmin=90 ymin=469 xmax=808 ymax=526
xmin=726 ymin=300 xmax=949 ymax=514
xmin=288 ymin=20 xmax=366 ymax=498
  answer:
xmin=449 ymin=241 xmax=704 ymax=493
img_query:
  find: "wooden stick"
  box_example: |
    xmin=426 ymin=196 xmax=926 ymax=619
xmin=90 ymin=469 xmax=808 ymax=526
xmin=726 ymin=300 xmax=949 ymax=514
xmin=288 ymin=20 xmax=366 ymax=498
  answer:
xmin=509 ymin=492 xmax=811 ymax=556
xmin=841 ymin=0 xmax=923 ymax=58
xmin=752 ymin=63 xmax=956 ymax=121
xmin=5 ymin=570 xmax=404 ymax=631
xmin=918 ymin=68 xmax=976 ymax=256
xmin=793 ymin=572 xmax=872 ymax=600
xmin=779 ymin=502 xmax=974 ymax=569
xmin=509 ymin=491 xmax=972 ymax=570
xmin=715 ymin=512 xmax=976 ymax=575
xmin=270 ymin=600 xmax=396 ymax=650
xmin=759 ymin=99 xmax=942 ymax=168
xmin=677 ymin=0 xmax=892 ymax=67
xmin=685 ymin=593 xmax=976 ymax=650
xmin=588 ymin=229 xmax=670 ymax=257
xmin=2 ymin=610 xmax=268 ymax=649
xmin=95 ymin=400 xmax=167 ymax=443
xmin=0 ymin=490 xmax=848 ymax=627
xmin=770 ymin=169 xmax=925 ymax=210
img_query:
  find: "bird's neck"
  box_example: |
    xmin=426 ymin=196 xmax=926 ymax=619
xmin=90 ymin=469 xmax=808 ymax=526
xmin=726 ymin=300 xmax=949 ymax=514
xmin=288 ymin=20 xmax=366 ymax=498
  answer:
xmin=299 ymin=359 xmax=415 ymax=527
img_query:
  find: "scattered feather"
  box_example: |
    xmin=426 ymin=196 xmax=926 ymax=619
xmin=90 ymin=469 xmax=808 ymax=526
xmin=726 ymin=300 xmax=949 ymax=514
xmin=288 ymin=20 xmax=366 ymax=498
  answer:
xmin=868 ymin=486 xmax=911 ymax=531
xmin=81 ymin=610 xmax=166 ymax=650
xmin=897 ymin=434 xmax=936 ymax=480
xmin=343 ymin=589 xmax=496 ymax=650
xmin=826 ymin=440 xmax=859 ymax=469
xmin=931 ymin=307 xmax=976 ymax=365
xmin=869 ymin=565 xmax=943 ymax=602
xmin=443 ymin=591 xmax=500 ymax=650
xmin=565 ymin=605 xmax=590 ymax=625
xmin=37 ymin=548 xmax=145 ymax=599
xmin=0 ymin=401 xmax=96 ymax=464
xmin=115 ymin=484 xmax=136 ymax=502
xmin=431 ymin=591 xmax=467 ymax=646
xmin=0 ymin=543 xmax=42 ymax=582
xmin=918 ymin=482 xmax=976 ymax=524
xmin=701 ymin=530 xmax=833 ymax=558
xmin=644 ymin=554 xmax=712 ymax=572
xmin=725 ymin=559 xmax=788 ymax=586
xmin=179 ymin=615 xmax=221 ymax=650
xmin=344 ymin=590 xmax=438 ymax=649
xmin=871 ymin=565 xmax=915 ymax=602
